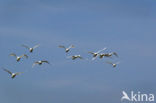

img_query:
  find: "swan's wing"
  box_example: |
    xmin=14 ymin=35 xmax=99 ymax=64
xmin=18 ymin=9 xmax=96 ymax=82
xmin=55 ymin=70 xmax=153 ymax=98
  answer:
xmin=96 ymin=48 xmax=107 ymax=53
xmin=71 ymin=56 xmax=76 ymax=60
xmin=59 ymin=45 xmax=66 ymax=49
xmin=99 ymin=53 xmax=105 ymax=58
xmin=92 ymin=57 xmax=97 ymax=61
xmin=24 ymin=54 xmax=28 ymax=58
xmin=116 ymin=61 xmax=120 ymax=64
xmin=33 ymin=44 xmax=40 ymax=49
xmin=32 ymin=62 xmax=38 ymax=68
xmin=2 ymin=68 xmax=12 ymax=75
xmin=91 ymin=53 xmax=100 ymax=60
xmin=10 ymin=53 xmax=17 ymax=57
xmin=20 ymin=54 xmax=28 ymax=58
xmin=68 ymin=45 xmax=75 ymax=49
xmin=15 ymin=72 xmax=23 ymax=75
xmin=99 ymin=53 xmax=104 ymax=56
xmin=21 ymin=44 xmax=30 ymax=49
xmin=42 ymin=60 xmax=50 ymax=64
xmin=66 ymin=56 xmax=72 ymax=59
xmin=79 ymin=56 xmax=83 ymax=59
xmin=88 ymin=52 xmax=93 ymax=54
xmin=113 ymin=52 xmax=118 ymax=57
xmin=76 ymin=55 xmax=83 ymax=59
xmin=106 ymin=61 xmax=113 ymax=65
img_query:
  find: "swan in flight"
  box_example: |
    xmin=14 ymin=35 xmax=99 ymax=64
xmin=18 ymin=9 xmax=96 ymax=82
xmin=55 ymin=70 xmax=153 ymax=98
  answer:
xmin=99 ymin=53 xmax=106 ymax=58
xmin=88 ymin=48 xmax=107 ymax=60
xmin=22 ymin=44 xmax=40 ymax=53
xmin=121 ymin=91 xmax=131 ymax=101
xmin=10 ymin=53 xmax=28 ymax=62
xmin=32 ymin=60 xmax=50 ymax=68
xmin=68 ymin=55 xmax=83 ymax=60
xmin=59 ymin=45 xmax=75 ymax=53
xmin=2 ymin=68 xmax=23 ymax=79
xmin=99 ymin=52 xmax=118 ymax=58
xmin=106 ymin=61 xmax=120 ymax=68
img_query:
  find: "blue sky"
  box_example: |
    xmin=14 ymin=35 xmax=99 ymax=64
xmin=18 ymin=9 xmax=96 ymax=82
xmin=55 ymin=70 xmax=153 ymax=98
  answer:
xmin=0 ymin=0 xmax=156 ymax=103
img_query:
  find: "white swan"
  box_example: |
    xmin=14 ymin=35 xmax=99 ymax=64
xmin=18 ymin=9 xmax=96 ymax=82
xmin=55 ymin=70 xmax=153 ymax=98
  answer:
xmin=106 ymin=61 xmax=120 ymax=68
xmin=22 ymin=44 xmax=40 ymax=53
xmin=59 ymin=45 xmax=74 ymax=53
xmin=10 ymin=53 xmax=28 ymax=62
xmin=32 ymin=60 xmax=50 ymax=68
xmin=68 ymin=55 xmax=83 ymax=60
xmin=2 ymin=68 xmax=23 ymax=79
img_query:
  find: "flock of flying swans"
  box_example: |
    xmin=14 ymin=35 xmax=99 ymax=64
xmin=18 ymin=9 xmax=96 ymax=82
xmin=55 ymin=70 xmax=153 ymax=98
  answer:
xmin=1 ymin=44 xmax=120 ymax=79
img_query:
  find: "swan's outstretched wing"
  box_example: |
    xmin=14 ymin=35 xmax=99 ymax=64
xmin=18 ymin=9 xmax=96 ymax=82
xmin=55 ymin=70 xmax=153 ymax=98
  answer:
xmin=92 ymin=57 xmax=97 ymax=61
xmin=20 ymin=54 xmax=28 ymax=58
xmin=32 ymin=62 xmax=39 ymax=68
xmin=113 ymin=52 xmax=118 ymax=57
xmin=33 ymin=44 xmax=40 ymax=49
xmin=67 ymin=56 xmax=72 ymax=59
xmin=96 ymin=48 xmax=107 ymax=53
xmin=15 ymin=72 xmax=23 ymax=75
xmin=21 ymin=44 xmax=30 ymax=49
xmin=59 ymin=45 xmax=66 ymax=49
xmin=79 ymin=56 xmax=83 ymax=59
xmin=42 ymin=60 xmax=50 ymax=64
xmin=116 ymin=61 xmax=120 ymax=64
xmin=10 ymin=53 xmax=17 ymax=57
xmin=2 ymin=68 xmax=12 ymax=75
xmin=68 ymin=45 xmax=74 ymax=49
xmin=88 ymin=52 xmax=95 ymax=55
xmin=106 ymin=61 xmax=113 ymax=65
xmin=75 ymin=55 xmax=83 ymax=59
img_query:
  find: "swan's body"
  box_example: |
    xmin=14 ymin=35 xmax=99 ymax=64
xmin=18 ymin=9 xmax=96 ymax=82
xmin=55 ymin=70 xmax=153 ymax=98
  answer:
xmin=106 ymin=61 xmax=120 ymax=68
xmin=99 ymin=54 xmax=106 ymax=58
xmin=2 ymin=68 xmax=23 ymax=79
xmin=32 ymin=60 xmax=49 ymax=67
xmin=22 ymin=44 xmax=40 ymax=53
xmin=68 ymin=55 xmax=83 ymax=60
xmin=88 ymin=52 xmax=98 ymax=57
xmin=10 ymin=53 xmax=28 ymax=62
xmin=29 ymin=48 xmax=33 ymax=52
xmin=59 ymin=45 xmax=74 ymax=53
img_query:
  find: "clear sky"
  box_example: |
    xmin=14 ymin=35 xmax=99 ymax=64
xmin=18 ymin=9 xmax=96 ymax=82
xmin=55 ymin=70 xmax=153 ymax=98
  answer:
xmin=0 ymin=0 xmax=156 ymax=103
